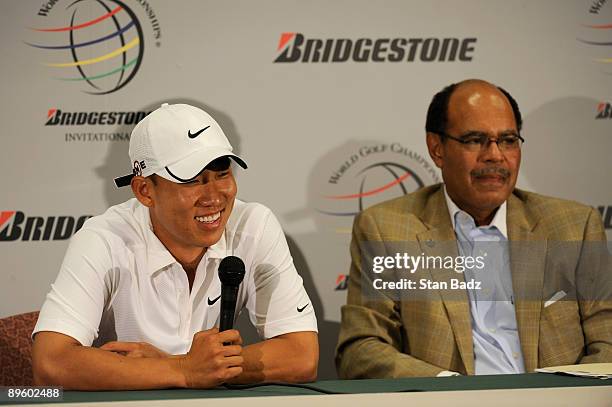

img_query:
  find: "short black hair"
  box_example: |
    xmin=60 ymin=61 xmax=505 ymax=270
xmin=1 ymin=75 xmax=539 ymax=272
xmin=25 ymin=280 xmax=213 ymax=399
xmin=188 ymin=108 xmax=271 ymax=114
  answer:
xmin=205 ymin=156 xmax=231 ymax=172
xmin=425 ymin=81 xmax=523 ymax=135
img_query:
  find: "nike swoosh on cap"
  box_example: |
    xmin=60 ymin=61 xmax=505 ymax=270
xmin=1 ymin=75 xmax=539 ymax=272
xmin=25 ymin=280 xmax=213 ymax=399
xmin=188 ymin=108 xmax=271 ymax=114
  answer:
xmin=188 ymin=125 xmax=211 ymax=139
xmin=207 ymin=295 xmax=221 ymax=305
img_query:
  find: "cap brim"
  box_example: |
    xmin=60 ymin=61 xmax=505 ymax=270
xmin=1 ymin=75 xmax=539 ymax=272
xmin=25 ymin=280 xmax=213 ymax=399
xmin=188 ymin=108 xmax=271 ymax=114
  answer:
xmin=159 ymin=147 xmax=247 ymax=183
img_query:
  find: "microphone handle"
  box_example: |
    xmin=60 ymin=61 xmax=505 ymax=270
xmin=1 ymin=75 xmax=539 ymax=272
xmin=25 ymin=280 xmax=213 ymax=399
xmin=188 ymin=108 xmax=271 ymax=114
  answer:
xmin=219 ymin=284 xmax=239 ymax=332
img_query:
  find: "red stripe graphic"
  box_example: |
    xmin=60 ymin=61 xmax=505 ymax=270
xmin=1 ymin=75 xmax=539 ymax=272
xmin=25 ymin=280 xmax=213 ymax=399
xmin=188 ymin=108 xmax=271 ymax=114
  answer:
xmin=0 ymin=211 xmax=15 ymax=230
xmin=47 ymin=109 xmax=57 ymax=119
xmin=31 ymin=6 xmax=122 ymax=32
xmin=325 ymin=172 xmax=412 ymax=200
xmin=585 ymin=23 xmax=612 ymax=29
xmin=278 ymin=33 xmax=296 ymax=50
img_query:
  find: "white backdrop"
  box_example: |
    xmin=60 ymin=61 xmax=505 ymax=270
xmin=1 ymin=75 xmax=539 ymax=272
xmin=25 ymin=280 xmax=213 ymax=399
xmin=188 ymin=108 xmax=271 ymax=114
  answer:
xmin=1 ymin=0 xmax=611 ymax=378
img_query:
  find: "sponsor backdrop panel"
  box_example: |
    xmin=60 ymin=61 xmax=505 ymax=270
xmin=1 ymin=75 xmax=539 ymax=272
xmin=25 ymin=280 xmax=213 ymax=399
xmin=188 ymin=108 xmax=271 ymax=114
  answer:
xmin=1 ymin=0 xmax=610 ymax=379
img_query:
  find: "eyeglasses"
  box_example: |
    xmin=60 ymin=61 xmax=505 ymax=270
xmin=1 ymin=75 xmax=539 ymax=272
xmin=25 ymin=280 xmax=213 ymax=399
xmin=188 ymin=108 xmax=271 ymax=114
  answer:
xmin=436 ymin=131 xmax=524 ymax=152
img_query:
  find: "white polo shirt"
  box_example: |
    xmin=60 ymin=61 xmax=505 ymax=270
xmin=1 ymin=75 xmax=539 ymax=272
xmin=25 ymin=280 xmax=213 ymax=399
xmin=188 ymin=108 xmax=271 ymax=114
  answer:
xmin=33 ymin=198 xmax=317 ymax=355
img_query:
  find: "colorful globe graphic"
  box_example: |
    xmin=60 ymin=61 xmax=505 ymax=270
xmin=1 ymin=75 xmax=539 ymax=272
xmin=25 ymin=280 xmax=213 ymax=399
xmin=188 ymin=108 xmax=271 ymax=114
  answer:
xmin=27 ymin=0 xmax=144 ymax=95
xmin=577 ymin=6 xmax=612 ymax=73
xmin=320 ymin=162 xmax=425 ymax=217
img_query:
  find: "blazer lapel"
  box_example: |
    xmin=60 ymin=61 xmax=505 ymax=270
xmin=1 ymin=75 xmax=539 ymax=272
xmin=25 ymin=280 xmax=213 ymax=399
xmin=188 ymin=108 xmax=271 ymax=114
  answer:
xmin=416 ymin=189 xmax=475 ymax=375
xmin=507 ymin=193 xmax=547 ymax=372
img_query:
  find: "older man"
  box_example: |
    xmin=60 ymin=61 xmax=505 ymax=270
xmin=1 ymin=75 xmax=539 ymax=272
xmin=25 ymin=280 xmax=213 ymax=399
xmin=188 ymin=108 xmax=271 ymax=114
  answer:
xmin=33 ymin=103 xmax=318 ymax=389
xmin=336 ymin=79 xmax=612 ymax=377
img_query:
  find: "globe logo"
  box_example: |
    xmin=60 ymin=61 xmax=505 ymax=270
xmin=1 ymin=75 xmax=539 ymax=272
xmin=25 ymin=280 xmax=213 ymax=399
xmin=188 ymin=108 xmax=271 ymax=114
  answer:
xmin=315 ymin=143 xmax=440 ymax=218
xmin=577 ymin=5 xmax=612 ymax=73
xmin=321 ymin=162 xmax=424 ymax=217
xmin=578 ymin=23 xmax=612 ymax=69
xmin=26 ymin=0 xmax=144 ymax=95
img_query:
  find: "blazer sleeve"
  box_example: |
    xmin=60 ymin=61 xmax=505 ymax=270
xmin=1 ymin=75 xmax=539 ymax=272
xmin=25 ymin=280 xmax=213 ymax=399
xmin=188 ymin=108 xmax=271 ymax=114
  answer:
xmin=335 ymin=210 xmax=447 ymax=378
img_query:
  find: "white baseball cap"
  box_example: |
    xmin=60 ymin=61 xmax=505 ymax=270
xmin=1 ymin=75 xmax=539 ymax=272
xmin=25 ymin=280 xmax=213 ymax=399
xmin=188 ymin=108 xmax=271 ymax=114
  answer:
xmin=114 ymin=103 xmax=247 ymax=188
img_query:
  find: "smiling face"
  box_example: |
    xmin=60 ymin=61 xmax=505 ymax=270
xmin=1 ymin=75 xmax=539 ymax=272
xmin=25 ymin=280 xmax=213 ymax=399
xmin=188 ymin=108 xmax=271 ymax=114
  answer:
xmin=135 ymin=157 xmax=237 ymax=263
xmin=426 ymin=80 xmax=521 ymax=224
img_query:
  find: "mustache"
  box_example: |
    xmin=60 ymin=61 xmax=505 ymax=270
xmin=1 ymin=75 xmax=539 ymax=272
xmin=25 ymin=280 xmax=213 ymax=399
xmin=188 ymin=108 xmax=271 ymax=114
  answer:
xmin=471 ymin=167 xmax=511 ymax=178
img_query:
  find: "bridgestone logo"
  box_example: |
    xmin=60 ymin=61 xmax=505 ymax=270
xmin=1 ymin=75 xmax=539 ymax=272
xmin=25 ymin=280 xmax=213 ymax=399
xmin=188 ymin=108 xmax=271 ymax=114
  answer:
xmin=596 ymin=103 xmax=612 ymax=119
xmin=274 ymin=33 xmax=477 ymax=63
xmin=46 ymin=109 xmax=150 ymax=126
xmin=597 ymin=206 xmax=612 ymax=229
xmin=0 ymin=211 xmax=92 ymax=241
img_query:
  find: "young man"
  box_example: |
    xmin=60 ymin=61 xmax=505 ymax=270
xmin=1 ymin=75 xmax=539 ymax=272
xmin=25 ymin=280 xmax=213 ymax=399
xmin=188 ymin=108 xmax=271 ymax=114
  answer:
xmin=33 ymin=103 xmax=318 ymax=389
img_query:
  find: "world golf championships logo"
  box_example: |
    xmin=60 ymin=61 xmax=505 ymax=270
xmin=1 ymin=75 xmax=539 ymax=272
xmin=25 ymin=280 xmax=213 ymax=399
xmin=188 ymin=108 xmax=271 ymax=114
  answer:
xmin=317 ymin=143 xmax=440 ymax=217
xmin=577 ymin=1 xmax=612 ymax=74
xmin=26 ymin=0 xmax=144 ymax=95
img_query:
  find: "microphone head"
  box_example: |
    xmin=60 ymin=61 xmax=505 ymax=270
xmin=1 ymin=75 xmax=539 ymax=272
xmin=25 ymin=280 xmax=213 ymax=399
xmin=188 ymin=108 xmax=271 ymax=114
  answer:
xmin=218 ymin=256 xmax=246 ymax=286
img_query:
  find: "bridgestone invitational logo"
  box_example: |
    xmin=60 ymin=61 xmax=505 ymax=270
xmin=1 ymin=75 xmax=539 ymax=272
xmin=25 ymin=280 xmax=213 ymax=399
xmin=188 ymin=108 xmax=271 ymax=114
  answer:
xmin=274 ymin=33 xmax=477 ymax=63
xmin=44 ymin=107 xmax=151 ymax=142
xmin=46 ymin=108 xmax=149 ymax=126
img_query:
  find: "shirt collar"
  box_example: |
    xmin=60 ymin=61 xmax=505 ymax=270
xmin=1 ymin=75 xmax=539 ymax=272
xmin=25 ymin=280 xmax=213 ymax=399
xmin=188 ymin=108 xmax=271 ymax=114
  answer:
xmin=206 ymin=231 xmax=227 ymax=259
xmin=443 ymin=185 xmax=508 ymax=238
xmin=136 ymin=204 xmax=177 ymax=275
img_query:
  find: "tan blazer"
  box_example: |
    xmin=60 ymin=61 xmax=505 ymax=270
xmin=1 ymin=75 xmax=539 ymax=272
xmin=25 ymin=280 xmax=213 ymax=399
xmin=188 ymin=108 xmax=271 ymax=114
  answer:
xmin=336 ymin=184 xmax=612 ymax=378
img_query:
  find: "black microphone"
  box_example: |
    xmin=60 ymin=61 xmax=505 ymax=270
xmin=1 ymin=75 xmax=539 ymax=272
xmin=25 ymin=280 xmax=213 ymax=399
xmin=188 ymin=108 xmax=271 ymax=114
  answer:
xmin=218 ymin=256 xmax=246 ymax=332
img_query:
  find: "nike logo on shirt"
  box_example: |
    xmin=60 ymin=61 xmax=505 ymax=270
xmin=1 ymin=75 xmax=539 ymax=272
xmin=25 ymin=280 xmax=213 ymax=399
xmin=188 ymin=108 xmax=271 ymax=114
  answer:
xmin=297 ymin=303 xmax=309 ymax=313
xmin=207 ymin=295 xmax=221 ymax=306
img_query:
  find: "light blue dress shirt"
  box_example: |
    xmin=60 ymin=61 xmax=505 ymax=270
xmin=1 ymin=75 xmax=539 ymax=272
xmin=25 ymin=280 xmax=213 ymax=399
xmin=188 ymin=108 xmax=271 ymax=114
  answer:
xmin=444 ymin=188 xmax=526 ymax=375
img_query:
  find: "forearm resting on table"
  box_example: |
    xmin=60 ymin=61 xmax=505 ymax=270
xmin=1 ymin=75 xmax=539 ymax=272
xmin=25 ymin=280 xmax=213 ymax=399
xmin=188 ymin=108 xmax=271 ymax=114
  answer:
xmin=337 ymin=337 xmax=446 ymax=378
xmin=32 ymin=331 xmax=185 ymax=390
xmin=228 ymin=331 xmax=319 ymax=384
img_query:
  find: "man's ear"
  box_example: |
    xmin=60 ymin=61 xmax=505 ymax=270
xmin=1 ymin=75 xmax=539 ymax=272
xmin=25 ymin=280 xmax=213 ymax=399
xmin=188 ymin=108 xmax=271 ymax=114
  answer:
xmin=426 ymin=132 xmax=444 ymax=169
xmin=131 ymin=176 xmax=155 ymax=207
